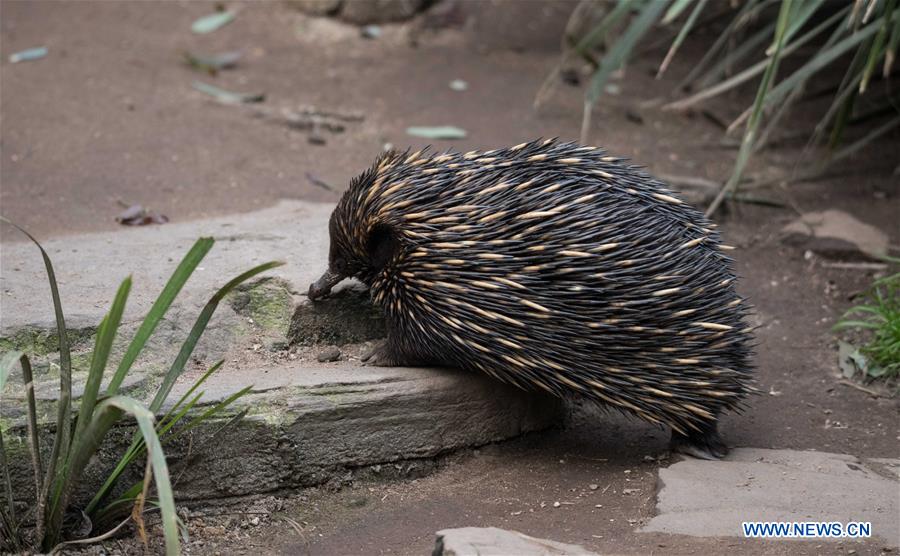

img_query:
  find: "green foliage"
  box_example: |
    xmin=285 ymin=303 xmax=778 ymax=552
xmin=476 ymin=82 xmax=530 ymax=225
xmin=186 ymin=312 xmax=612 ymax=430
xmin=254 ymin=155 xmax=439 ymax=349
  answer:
xmin=551 ymin=0 xmax=900 ymax=215
xmin=835 ymin=271 xmax=900 ymax=380
xmin=0 ymin=222 xmax=283 ymax=554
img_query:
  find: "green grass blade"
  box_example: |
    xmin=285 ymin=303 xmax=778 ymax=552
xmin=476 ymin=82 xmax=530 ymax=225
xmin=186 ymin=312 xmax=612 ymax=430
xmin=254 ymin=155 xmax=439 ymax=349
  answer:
xmin=860 ymin=0 xmax=897 ymax=92
xmin=159 ymin=360 xmax=224 ymax=428
xmin=148 ymin=261 xmax=283 ymax=413
xmin=658 ymin=0 xmax=708 ymax=77
xmin=0 ymin=352 xmax=21 ymax=520
xmin=706 ymin=0 xmax=794 ymax=216
xmin=776 ymin=0 xmax=828 ymax=52
xmin=662 ymin=0 xmax=693 ymax=24
xmin=573 ymin=0 xmax=637 ymax=55
xmin=696 ymin=19 xmax=776 ymax=88
xmin=587 ymin=0 xmax=669 ymax=103
xmin=158 ymin=393 xmax=204 ymax=438
xmin=758 ymin=12 xmax=886 ymax=114
xmin=884 ymin=11 xmax=900 ymax=75
xmin=19 ymin=356 xmax=44 ymax=505
xmin=102 ymin=397 xmax=180 ymax=555
xmin=834 ymin=320 xmax=882 ymax=330
xmin=0 ymin=428 xmax=16 ymax=547
xmin=0 ymin=350 xmax=22 ymax=393
xmin=828 ymin=113 xmax=900 ymax=163
xmin=679 ymin=0 xmax=771 ymax=88
xmin=0 ymin=218 xmax=74 ymax=531
xmin=60 ymin=396 xmax=180 ymax=554
xmin=44 ymin=278 xmax=131 ymax=548
xmin=668 ymin=6 xmax=849 ymax=111
xmin=85 ymin=360 xmax=224 ymax=516
xmin=163 ymin=386 xmax=253 ymax=445
xmin=71 ymin=277 xmax=131 ymax=445
xmin=106 ymin=238 xmax=214 ymax=395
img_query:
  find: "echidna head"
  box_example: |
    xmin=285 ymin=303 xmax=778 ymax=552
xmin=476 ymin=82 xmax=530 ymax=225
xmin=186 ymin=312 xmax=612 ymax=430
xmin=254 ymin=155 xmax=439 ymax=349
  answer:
xmin=308 ymin=165 xmax=402 ymax=301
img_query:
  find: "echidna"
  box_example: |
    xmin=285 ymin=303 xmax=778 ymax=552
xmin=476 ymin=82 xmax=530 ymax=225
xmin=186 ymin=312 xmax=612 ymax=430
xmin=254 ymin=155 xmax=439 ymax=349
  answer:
xmin=309 ymin=139 xmax=753 ymax=459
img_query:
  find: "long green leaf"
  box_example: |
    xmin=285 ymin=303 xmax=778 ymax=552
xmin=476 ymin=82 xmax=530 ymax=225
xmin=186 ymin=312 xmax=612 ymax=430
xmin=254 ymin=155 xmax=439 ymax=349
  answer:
xmin=0 ymin=350 xmax=22 ymax=393
xmin=58 ymin=397 xmax=180 ymax=554
xmin=44 ymin=278 xmax=131 ymax=548
xmin=662 ymin=0 xmax=693 ymax=24
xmin=828 ymin=113 xmax=900 ymax=163
xmin=749 ymin=11 xmax=887 ymax=119
xmin=86 ymin=262 xmax=281 ymax=517
xmin=706 ymin=0 xmax=794 ymax=216
xmin=159 ymin=360 xmax=224 ymax=429
xmin=587 ymin=0 xmax=669 ymax=103
xmin=0 ymin=218 xmax=73 ymax=545
xmin=71 ymin=278 xmax=131 ymax=446
xmin=0 ymin=428 xmax=16 ymax=548
xmin=86 ymin=361 xmax=224 ymax=516
xmin=860 ymin=0 xmax=897 ymax=92
xmin=19 ymin=356 xmax=44 ymax=506
xmin=696 ymin=19 xmax=776 ymax=88
xmin=106 ymin=238 xmax=214 ymax=395
xmin=148 ymin=261 xmax=283 ymax=413
xmin=162 ymin=386 xmax=252 ymax=445
xmin=679 ymin=0 xmax=772 ymax=88
xmin=573 ymin=0 xmax=637 ymax=55
xmin=774 ymin=0 xmax=829 ymax=53
xmin=667 ymin=6 xmax=850 ymax=111
xmin=0 ymin=352 xmax=20 ymax=520
xmin=658 ymin=0 xmax=708 ymax=77
xmin=885 ymin=11 xmax=900 ymax=74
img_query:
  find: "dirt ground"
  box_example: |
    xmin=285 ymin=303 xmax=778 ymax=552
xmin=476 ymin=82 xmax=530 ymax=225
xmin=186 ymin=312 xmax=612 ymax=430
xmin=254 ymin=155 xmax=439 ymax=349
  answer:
xmin=2 ymin=1 xmax=898 ymax=555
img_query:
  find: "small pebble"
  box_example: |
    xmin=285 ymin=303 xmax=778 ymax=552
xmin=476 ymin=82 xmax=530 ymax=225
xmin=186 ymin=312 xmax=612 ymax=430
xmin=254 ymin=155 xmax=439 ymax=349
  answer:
xmin=553 ymin=501 xmax=561 ymax=508
xmin=589 ymin=484 xmax=599 ymax=490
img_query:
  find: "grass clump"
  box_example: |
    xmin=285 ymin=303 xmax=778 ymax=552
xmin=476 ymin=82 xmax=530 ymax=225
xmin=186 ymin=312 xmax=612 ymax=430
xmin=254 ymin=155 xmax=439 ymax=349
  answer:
xmin=834 ymin=270 xmax=900 ymax=380
xmin=0 ymin=220 xmax=282 ymax=554
xmin=545 ymin=0 xmax=899 ymax=215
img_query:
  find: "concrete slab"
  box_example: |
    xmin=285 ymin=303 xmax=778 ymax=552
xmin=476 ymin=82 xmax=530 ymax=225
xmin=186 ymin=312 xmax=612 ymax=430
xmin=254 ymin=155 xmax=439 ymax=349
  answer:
xmin=643 ymin=448 xmax=900 ymax=546
xmin=1 ymin=199 xmax=332 ymax=333
xmin=434 ymin=527 xmax=598 ymax=556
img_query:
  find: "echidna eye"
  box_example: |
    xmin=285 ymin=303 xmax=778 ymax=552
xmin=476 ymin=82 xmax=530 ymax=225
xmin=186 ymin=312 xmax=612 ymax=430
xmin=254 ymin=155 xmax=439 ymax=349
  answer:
xmin=366 ymin=224 xmax=398 ymax=270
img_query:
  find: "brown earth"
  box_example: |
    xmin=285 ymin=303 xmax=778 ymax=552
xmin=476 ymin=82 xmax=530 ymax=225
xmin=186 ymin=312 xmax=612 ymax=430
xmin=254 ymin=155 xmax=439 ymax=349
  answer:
xmin=1 ymin=1 xmax=898 ymax=555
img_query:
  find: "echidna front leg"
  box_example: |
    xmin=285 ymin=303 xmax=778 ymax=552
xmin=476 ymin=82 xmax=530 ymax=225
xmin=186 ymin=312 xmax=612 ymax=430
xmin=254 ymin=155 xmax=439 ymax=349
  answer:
xmin=669 ymin=420 xmax=729 ymax=460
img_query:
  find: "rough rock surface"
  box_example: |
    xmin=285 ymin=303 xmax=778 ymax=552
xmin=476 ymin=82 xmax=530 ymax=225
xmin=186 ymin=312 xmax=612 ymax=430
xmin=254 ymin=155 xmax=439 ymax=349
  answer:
xmin=781 ymin=209 xmax=890 ymax=260
xmin=643 ymin=448 xmax=900 ymax=545
xmin=433 ymin=527 xmax=598 ymax=556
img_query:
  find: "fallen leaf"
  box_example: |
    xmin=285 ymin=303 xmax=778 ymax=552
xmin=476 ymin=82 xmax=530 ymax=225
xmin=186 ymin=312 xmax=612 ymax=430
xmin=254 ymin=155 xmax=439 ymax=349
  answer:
xmin=361 ymin=25 xmax=382 ymax=39
xmin=449 ymin=79 xmax=468 ymax=91
xmin=406 ymin=126 xmax=467 ymax=140
xmin=183 ymin=51 xmax=241 ymax=75
xmin=116 ymin=205 xmax=169 ymax=226
xmin=305 ymin=172 xmax=334 ymax=191
xmin=193 ymin=80 xmax=265 ymax=103
xmin=9 ymin=47 xmax=48 ymax=63
xmin=191 ymin=11 xmax=235 ymax=34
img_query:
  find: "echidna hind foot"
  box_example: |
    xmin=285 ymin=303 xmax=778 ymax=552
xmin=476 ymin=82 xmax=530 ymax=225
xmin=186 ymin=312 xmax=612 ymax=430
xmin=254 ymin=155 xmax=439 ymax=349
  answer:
xmin=670 ymin=421 xmax=728 ymax=460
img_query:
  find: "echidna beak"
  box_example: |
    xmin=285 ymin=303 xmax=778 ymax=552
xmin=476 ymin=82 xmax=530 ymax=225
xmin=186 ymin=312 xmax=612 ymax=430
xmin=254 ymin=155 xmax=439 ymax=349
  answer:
xmin=308 ymin=268 xmax=344 ymax=301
